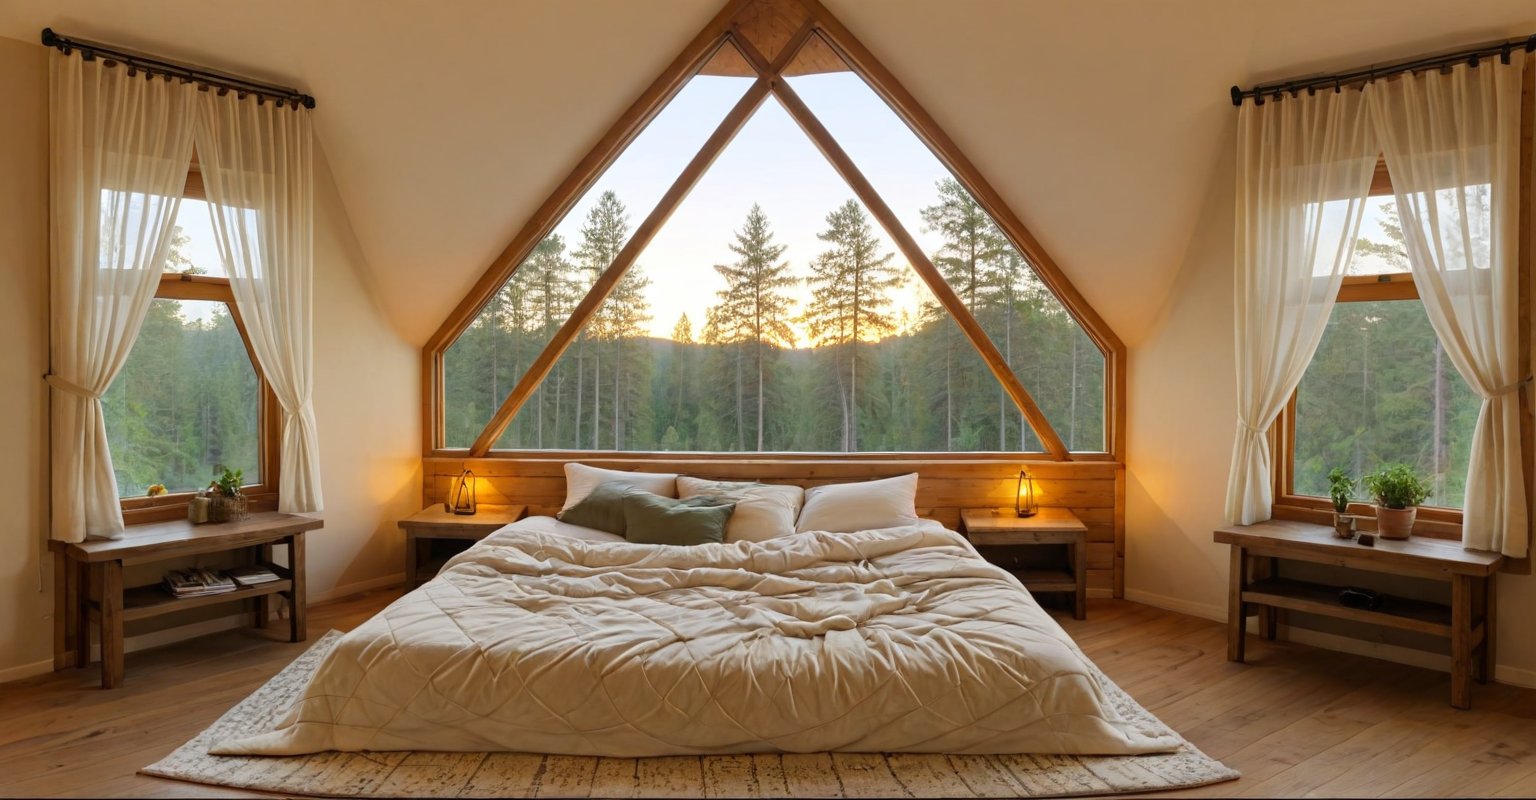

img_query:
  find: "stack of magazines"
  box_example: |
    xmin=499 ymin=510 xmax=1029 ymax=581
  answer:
xmin=163 ymin=568 xmax=237 ymax=598
xmin=227 ymin=566 xmax=281 ymax=587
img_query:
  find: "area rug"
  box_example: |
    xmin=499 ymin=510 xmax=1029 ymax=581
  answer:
xmin=142 ymin=631 xmax=1238 ymax=798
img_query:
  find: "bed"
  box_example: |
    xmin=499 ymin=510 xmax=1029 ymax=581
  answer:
xmin=213 ymin=515 xmax=1177 ymax=758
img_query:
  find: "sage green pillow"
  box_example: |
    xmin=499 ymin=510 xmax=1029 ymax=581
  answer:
xmin=622 ymin=492 xmax=736 ymax=546
xmin=557 ymin=480 xmax=637 ymax=535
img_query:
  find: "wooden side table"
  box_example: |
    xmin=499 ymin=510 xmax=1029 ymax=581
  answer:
xmin=50 ymin=512 xmax=321 ymax=689
xmin=961 ymin=507 xmax=1088 ymax=619
xmin=399 ymin=504 xmax=527 ymax=589
xmin=1214 ymin=519 xmax=1502 ymax=710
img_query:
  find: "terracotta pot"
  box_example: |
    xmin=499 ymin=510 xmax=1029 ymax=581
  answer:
xmin=1374 ymin=505 xmax=1416 ymax=540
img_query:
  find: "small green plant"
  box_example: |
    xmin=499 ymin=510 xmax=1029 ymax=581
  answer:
xmin=211 ymin=465 xmax=244 ymax=498
xmin=1362 ymin=464 xmax=1430 ymax=509
xmin=1326 ymin=468 xmax=1354 ymax=513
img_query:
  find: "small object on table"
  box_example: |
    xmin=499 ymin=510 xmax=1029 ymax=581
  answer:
xmin=960 ymin=507 xmax=1088 ymax=620
xmin=1357 ymin=533 xmax=1376 ymax=547
xmin=1332 ymin=513 xmax=1355 ymax=539
xmin=1338 ymin=586 xmax=1382 ymax=610
xmin=187 ymin=495 xmax=210 ymax=524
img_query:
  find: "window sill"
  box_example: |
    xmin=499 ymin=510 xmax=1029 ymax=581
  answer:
xmin=1272 ymin=497 xmax=1462 ymax=542
xmin=121 ymin=491 xmax=279 ymax=526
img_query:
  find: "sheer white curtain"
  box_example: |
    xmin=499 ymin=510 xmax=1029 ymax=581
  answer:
xmin=1225 ymin=88 xmax=1380 ymax=525
xmin=1369 ymin=57 xmax=1529 ymax=557
xmin=49 ymin=52 xmax=195 ymax=541
xmin=194 ymin=92 xmax=322 ymax=513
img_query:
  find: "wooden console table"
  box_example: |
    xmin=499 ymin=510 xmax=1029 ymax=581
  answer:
xmin=50 ymin=512 xmax=321 ymax=689
xmin=1214 ymin=519 xmax=1502 ymax=709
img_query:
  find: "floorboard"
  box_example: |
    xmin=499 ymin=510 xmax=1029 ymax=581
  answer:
xmin=1 ymin=592 xmax=1532 ymax=798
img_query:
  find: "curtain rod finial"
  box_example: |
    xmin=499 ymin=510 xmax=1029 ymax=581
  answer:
xmin=40 ymin=27 xmax=59 ymax=47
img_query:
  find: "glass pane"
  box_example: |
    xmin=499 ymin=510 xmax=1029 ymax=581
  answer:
xmin=784 ymin=35 xmax=1104 ymax=450
xmin=103 ymin=298 xmax=261 ymax=497
xmin=443 ymin=43 xmax=756 ymax=448
xmin=491 ymin=96 xmax=1064 ymax=452
xmin=1347 ymin=195 xmax=1412 ymax=276
xmin=1294 ymin=300 xmax=1478 ymax=509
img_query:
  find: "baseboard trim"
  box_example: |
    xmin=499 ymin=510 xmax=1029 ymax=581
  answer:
xmin=0 ymin=657 xmax=54 ymax=684
xmin=1124 ymin=587 xmax=1536 ymax=690
xmin=310 ymin=572 xmax=405 ymax=604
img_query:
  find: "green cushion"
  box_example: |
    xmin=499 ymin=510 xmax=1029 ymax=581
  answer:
xmin=622 ymin=492 xmax=736 ymax=546
xmin=557 ymin=480 xmax=638 ymax=535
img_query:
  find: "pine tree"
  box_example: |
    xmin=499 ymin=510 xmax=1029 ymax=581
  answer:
xmin=801 ymin=200 xmax=901 ymax=451
xmin=708 ymin=205 xmax=797 ymax=450
xmin=920 ymin=178 xmax=1011 ymax=450
xmin=573 ymin=191 xmax=632 ymax=448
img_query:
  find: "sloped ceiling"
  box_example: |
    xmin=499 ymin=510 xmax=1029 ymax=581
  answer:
xmin=3 ymin=0 xmax=1534 ymax=346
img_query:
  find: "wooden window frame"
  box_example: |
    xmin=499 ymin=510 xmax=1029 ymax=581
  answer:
xmin=419 ymin=0 xmax=1129 ymax=464
xmin=1273 ymin=143 xmax=1533 ymax=542
xmin=118 ymin=161 xmax=283 ymax=525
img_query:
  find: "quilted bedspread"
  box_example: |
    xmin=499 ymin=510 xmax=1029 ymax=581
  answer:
xmin=213 ymin=520 xmax=1178 ymax=757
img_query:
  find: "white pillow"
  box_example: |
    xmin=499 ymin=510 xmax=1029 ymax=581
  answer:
xmin=794 ymin=473 xmax=920 ymax=533
xmin=561 ymin=463 xmax=677 ymax=513
xmin=677 ymin=477 xmax=804 ymax=543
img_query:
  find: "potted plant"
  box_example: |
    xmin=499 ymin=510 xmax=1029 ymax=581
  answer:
xmin=1362 ymin=464 xmax=1430 ymax=540
xmin=1326 ymin=468 xmax=1356 ymax=538
xmin=207 ymin=465 xmax=248 ymax=523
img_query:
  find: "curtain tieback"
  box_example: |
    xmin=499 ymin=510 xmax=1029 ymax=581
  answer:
xmin=44 ymin=373 xmax=102 ymax=400
xmin=1236 ymin=419 xmax=1268 ymax=435
xmin=1489 ymin=376 xmax=1533 ymax=397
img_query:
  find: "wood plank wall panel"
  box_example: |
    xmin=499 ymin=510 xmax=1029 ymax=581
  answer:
xmin=424 ymin=457 xmax=1124 ymax=595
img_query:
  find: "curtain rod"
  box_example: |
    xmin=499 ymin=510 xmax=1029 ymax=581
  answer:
xmin=1230 ymin=33 xmax=1536 ymax=107
xmin=40 ymin=27 xmax=316 ymax=109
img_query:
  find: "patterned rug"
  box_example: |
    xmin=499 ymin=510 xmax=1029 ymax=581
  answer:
xmin=142 ymin=631 xmax=1238 ymax=798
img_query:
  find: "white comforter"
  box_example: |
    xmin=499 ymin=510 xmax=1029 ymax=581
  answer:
xmin=215 ymin=518 xmax=1177 ymax=757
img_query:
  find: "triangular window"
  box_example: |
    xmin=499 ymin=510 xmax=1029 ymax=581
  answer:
xmin=432 ymin=0 xmax=1124 ymax=459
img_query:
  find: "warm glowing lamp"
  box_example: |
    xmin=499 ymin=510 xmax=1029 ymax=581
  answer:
xmin=447 ymin=469 xmax=477 ymax=516
xmin=1015 ymin=468 xmax=1038 ymax=518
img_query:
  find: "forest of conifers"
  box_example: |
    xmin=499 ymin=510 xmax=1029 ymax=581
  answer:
xmin=104 ymin=293 xmax=260 ymax=498
xmin=443 ymin=179 xmax=1107 ymax=453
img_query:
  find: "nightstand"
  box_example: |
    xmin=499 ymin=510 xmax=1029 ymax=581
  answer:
xmin=960 ymin=507 xmax=1088 ymax=619
xmin=399 ymin=504 xmax=527 ymax=589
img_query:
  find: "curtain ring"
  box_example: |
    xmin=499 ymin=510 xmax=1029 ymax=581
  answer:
xmin=1501 ymin=44 xmax=1512 ymax=64
xmin=1468 ymin=53 xmax=1480 ymax=68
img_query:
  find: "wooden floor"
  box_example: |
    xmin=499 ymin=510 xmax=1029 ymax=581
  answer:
xmin=2 ymin=593 xmax=1535 ymax=798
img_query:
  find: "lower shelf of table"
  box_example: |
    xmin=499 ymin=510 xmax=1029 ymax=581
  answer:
xmin=1014 ymin=569 xmax=1078 ymax=593
xmin=119 ymin=576 xmax=294 ymax=622
xmin=1242 ymin=576 xmax=1454 ymax=637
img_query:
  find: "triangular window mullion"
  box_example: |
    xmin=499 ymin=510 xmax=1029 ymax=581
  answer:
xmin=733 ymin=30 xmax=1072 ymax=460
xmin=468 ymin=67 xmax=772 ymax=455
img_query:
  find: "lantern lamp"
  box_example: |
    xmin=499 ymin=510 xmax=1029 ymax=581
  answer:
xmin=447 ymin=469 xmax=478 ymax=516
xmin=1015 ymin=468 xmax=1038 ymax=518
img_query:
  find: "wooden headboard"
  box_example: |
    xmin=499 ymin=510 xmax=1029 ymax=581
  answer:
xmin=424 ymin=455 xmax=1124 ymax=597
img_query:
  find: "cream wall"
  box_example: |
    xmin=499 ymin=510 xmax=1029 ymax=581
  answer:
xmin=0 ymin=34 xmax=421 ymax=681
xmin=1124 ymin=117 xmax=1536 ymax=688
